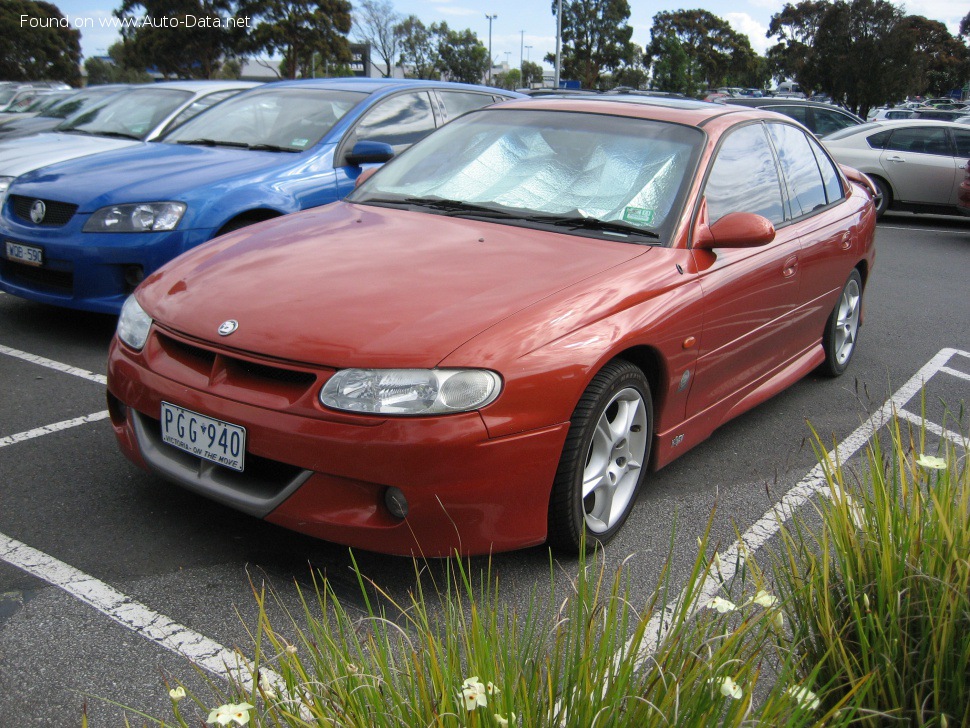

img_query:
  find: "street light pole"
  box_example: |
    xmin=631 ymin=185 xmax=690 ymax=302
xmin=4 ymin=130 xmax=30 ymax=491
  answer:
xmin=520 ymin=30 xmax=524 ymax=73
xmin=486 ymin=14 xmax=497 ymax=84
xmin=554 ymin=0 xmax=561 ymax=89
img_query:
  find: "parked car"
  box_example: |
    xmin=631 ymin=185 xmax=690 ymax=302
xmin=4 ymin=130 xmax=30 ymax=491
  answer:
xmin=0 ymin=78 xmax=520 ymax=314
xmin=822 ymin=119 xmax=970 ymax=217
xmin=0 ymin=80 xmax=257 ymax=202
xmin=105 ymin=95 xmax=877 ymax=556
xmin=867 ymin=107 xmax=916 ymax=122
xmin=911 ymin=108 xmax=967 ymax=122
xmin=722 ymin=97 xmax=864 ymax=137
xmin=0 ymin=85 xmax=129 ymax=141
xmin=958 ymin=165 xmax=970 ymax=215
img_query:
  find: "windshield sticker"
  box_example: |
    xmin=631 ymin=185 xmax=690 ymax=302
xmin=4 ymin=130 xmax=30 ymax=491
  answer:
xmin=622 ymin=207 xmax=655 ymax=226
xmin=292 ymin=138 xmax=309 ymax=148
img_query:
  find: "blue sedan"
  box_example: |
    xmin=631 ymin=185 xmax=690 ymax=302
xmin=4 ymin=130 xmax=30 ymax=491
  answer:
xmin=0 ymin=78 xmax=520 ymax=313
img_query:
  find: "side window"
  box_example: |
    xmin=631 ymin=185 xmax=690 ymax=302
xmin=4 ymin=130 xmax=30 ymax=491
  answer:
xmin=163 ymin=89 xmax=242 ymax=133
xmin=767 ymin=123 xmax=827 ymax=216
xmin=808 ymin=135 xmax=844 ymax=204
xmin=438 ymin=91 xmax=498 ymax=120
xmin=812 ymin=108 xmax=858 ymax=137
xmin=866 ymin=130 xmax=892 ymax=149
xmin=353 ymin=91 xmax=436 ymax=154
xmin=885 ymin=127 xmax=950 ymax=156
xmin=771 ymin=105 xmax=809 ymax=126
xmin=705 ymin=123 xmax=785 ymax=225
xmin=951 ymin=128 xmax=970 ymax=158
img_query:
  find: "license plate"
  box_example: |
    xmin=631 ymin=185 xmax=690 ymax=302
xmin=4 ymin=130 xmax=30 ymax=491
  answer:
xmin=160 ymin=402 xmax=246 ymax=472
xmin=5 ymin=240 xmax=43 ymax=266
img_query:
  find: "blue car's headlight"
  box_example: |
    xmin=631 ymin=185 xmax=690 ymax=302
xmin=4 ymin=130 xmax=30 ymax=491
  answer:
xmin=117 ymin=295 xmax=153 ymax=350
xmin=83 ymin=202 xmax=186 ymax=233
xmin=320 ymin=369 xmax=502 ymax=415
xmin=0 ymin=176 xmax=13 ymax=206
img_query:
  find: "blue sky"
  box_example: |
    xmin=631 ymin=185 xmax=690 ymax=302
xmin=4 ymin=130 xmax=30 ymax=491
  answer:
xmin=53 ymin=0 xmax=965 ymax=73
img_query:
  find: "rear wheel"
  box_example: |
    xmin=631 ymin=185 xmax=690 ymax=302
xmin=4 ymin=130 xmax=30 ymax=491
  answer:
xmin=547 ymin=359 xmax=652 ymax=553
xmin=871 ymin=176 xmax=891 ymax=218
xmin=820 ymin=269 xmax=863 ymax=377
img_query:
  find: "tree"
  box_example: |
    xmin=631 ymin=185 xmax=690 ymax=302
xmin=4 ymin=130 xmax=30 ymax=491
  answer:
xmin=352 ymin=0 xmax=399 ymax=77
xmin=436 ymin=24 xmax=489 ymax=84
xmin=241 ymin=0 xmax=352 ymax=79
xmin=645 ymin=10 xmax=757 ymax=92
xmin=394 ymin=15 xmax=439 ymax=79
xmin=116 ymin=0 xmax=247 ymax=78
xmin=765 ymin=0 xmax=830 ymax=88
xmin=83 ymin=41 xmax=153 ymax=83
xmin=550 ymin=0 xmax=637 ymax=88
xmin=649 ymin=33 xmax=692 ymax=94
xmin=493 ymin=67 xmax=521 ymax=90
xmin=0 ymin=0 xmax=81 ymax=84
xmin=520 ymin=59 xmax=544 ymax=87
xmin=895 ymin=16 xmax=970 ymax=98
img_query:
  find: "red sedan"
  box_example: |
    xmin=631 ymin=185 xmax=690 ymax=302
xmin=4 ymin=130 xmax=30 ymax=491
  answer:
xmin=106 ymin=97 xmax=877 ymax=555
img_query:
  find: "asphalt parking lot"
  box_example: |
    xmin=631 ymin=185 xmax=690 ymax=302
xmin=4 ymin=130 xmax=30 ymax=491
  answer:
xmin=1 ymin=212 xmax=968 ymax=724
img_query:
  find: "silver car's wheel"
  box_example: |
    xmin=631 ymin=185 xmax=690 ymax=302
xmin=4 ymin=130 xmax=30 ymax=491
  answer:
xmin=871 ymin=176 xmax=891 ymax=218
xmin=548 ymin=359 xmax=652 ymax=552
xmin=821 ymin=269 xmax=863 ymax=377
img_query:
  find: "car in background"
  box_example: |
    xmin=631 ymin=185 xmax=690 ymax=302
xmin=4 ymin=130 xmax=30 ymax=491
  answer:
xmin=867 ymin=107 xmax=916 ymax=122
xmin=911 ymin=108 xmax=967 ymax=122
xmin=0 ymin=78 xmax=521 ymax=314
xmin=0 ymin=80 xmax=257 ymax=203
xmin=0 ymin=85 xmax=129 ymax=141
xmin=822 ymin=119 xmax=969 ymax=217
xmin=104 ymin=95 xmax=876 ymax=556
xmin=722 ymin=97 xmax=864 ymax=137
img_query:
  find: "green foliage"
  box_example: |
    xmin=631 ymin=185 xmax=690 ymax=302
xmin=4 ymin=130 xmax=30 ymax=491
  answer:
xmin=393 ymin=15 xmax=440 ymax=79
xmin=520 ymin=60 xmax=545 ymax=87
xmin=437 ymin=24 xmax=489 ymax=85
xmin=650 ymin=33 xmax=693 ymax=95
xmin=645 ymin=9 xmax=758 ymax=94
xmin=240 ymin=0 xmax=352 ymax=79
xmin=775 ymin=407 xmax=970 ymax=725
xmin=83 ymin=42 xmax=153 ymax=83
xmin=492 ymin=68 xmax=521 ymax=91
xmin=551 ymin=0 xmax=637 ymax=89
xmin=115 ymin=0 xmax=248 ymax=79
xmin=0 ymin=0 xmax=81 ymax=84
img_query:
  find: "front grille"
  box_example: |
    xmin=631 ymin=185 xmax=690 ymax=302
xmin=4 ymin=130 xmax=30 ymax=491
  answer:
xmin=231 ymin=359 xmax=317 ymax=387
xmin=1 ymin=259 xmax=73 ymax=293
xmin=10 ymin=195 xmax=78 ymax=227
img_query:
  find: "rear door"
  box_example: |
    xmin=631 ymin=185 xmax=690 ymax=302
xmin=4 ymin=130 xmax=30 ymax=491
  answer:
xmin=878 ymin=125 xmax=957 ymax=204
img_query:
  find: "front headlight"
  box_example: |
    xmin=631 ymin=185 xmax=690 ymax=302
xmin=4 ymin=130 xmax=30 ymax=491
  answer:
xmin=0 ymin=176 xmax=14 ymax=206
xmin=117 ymin=295 xmax=153 ymax=350
xmin=320 ymin=368 xmax=502 ymax=415
xmin=83 ymin=202 xmax=186 ymax=233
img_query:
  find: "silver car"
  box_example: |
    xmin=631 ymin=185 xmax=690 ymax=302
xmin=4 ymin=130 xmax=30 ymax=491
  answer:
xmin=823 ymin=119 xmax=970 ymax=217
xmin=0 ymin=80 xmax=257 ymax=202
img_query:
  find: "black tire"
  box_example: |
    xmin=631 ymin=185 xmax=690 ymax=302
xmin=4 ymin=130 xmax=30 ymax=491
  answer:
xmin=871 ymin=176 xmax=891 ymax=218
xmin=547 ymin=359 xmax=652 ymax=553
xmin=820 ymin=269 xmax=863 ymax=377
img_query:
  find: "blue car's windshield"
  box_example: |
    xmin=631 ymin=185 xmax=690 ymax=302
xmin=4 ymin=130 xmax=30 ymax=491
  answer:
xmin=163 ymin=88 xmax=367 ymax=152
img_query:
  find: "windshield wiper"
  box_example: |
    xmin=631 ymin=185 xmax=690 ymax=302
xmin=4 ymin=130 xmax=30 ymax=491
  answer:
xmin=527 ymin=214 xmax=661 ymax=240
xmin=175 ymin=138 xmax=249 ymax=148
xmin=94 ymin=130 xmax=143 ymax=140
xmin=400 ymin=197 xmax=516 ymax=218
xmin=248 ymin=143 xmax=299 ymax=153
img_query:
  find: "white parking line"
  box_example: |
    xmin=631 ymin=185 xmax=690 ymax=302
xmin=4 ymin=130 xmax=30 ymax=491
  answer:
xmin=0 ymin=411 xmax=110 ymax=449
xmin=637 ymin=347 xmax=970 ymax=655
xmin=0 ymin=344 xmax=107 ymax=385
xmin=0 ymin=531 xmax=266 ymax=688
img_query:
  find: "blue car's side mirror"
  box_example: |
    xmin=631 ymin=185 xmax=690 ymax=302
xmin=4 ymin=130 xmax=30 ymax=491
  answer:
xmin=346 ymin=141 xmax=394 ymax=166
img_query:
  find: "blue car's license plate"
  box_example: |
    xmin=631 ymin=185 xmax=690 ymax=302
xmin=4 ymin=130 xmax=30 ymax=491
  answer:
xmin=5 ymin=240 xmax=43 ymax=266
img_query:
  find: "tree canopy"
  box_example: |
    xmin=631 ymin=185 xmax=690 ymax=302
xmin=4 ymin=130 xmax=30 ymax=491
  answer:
xmin=0 ymin=0 xmax=81 ymax=84
xmin=352 ymin=0 xmax=399 ymax=78
xmin=549 ymin=0 xmax=636 ymax=89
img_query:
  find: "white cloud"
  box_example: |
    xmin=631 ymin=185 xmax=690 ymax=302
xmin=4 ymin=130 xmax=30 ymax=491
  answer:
xmin=725 ymin=12 xmax=772 ymax=55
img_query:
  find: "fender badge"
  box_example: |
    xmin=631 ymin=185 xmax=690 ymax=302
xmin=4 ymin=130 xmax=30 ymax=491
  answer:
xmin=218 ymin=319 xmax=239 ymax=336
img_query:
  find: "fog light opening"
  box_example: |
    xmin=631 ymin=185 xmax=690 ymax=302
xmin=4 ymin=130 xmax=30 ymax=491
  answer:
xmin=106 ymin=391 xmax=127 ymax=426
xmin=384 ymin=487 xmax=409 ymax=519
xmin=123 ymin=265 xmax=145 ymax=291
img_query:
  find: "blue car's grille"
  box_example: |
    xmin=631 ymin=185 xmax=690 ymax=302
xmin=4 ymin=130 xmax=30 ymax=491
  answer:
xmin=10 ymin=195 xmax=78 ymax=227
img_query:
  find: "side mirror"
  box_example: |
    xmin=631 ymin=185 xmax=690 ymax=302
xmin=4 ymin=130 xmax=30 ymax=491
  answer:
xmin=694 ymin=212 xmax=775 ymax=250
xmin=354 ymin=167 xmax=379 ymax=188
xmin=345 ymin=140 xmax=394 ymax=166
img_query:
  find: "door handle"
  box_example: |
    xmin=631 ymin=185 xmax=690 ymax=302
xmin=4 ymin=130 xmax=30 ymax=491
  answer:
xmin=840 ymin=232 xmax=852 ymax=250
xmin=885 ymin=155 xmax=905 ymax=163
xmin=782 ymin=255 xmax=798 ymax=278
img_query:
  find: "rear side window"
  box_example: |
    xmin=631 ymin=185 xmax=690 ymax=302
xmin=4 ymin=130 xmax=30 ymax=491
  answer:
xmin=767 ymin=123 xmax=827 ymax=216
xmin=808 ymin=136 xmax=844 ymax=204
xmin=951 ymin=128 xmax=970 ymax=157
xmin=866 ymin=130 xmax=892 ymax=149
xmin=706 ymin=123 xmax=785 ymax=225
xmin=770 ymin=105 xmax=809 ymax=126
xmin=885 ymin=127 xmax=950 ymax=156
xmin=438 ymin=90 xmax=499 ymax=120
xmin=812 ymin=108 xmax=859 ymax=137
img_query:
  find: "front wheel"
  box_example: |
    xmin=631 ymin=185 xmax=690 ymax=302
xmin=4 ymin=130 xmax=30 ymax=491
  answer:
xmin=820 ymin=269 xmax=863 ymax=377
xmin=547 ymin=359 xmax=652 ymax=553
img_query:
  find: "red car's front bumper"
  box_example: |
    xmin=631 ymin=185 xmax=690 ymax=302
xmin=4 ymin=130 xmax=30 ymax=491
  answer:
xmin=106 ymin=334 xmax=569 ymax=556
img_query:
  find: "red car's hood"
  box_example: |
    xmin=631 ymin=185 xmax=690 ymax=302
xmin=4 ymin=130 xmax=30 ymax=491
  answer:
xmin=140 ymin=202 xmax=649 ymax=369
